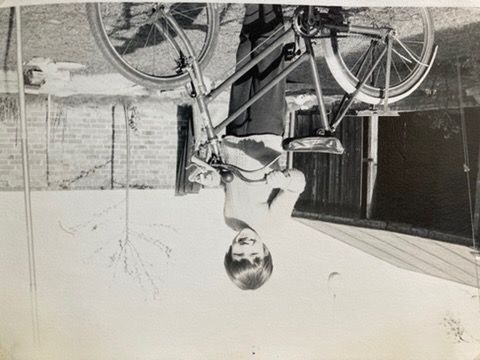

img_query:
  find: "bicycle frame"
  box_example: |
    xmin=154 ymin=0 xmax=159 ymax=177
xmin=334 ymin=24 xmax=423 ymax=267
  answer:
xmin=160 ymin=6 xmax=423 ymax=162
xmin=208 ymin=26 xmax=331 ymax=134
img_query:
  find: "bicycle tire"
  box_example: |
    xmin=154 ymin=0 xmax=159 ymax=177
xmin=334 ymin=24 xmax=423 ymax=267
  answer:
xmin=321 ymin=7 xmax=435 ymax=105
xmin=86 ymin=2 xmax=220 ymax=90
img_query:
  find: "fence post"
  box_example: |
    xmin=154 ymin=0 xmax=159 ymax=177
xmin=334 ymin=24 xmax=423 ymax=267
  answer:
xmin=286 ymin=110 xmax=296 ymax=170
xmin=365 ymin=114 xmax=379 ymax=219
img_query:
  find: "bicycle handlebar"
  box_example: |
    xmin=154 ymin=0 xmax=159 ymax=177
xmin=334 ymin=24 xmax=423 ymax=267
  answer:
xmin=215 ymin=164 xmax=267 ymax=184
xmin=188 ymin=155 xmax=267 ymax=185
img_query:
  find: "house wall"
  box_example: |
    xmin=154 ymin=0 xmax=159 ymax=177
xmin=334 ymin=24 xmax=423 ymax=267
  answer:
xmin=0 ymin=95 xmax=187 ymax=190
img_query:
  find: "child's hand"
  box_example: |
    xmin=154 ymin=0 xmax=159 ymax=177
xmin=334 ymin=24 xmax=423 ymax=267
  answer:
xmin=197 ymin=170 xmax=222 ymax=187
xmin=266 ymin=170 xmax=291 ymax=189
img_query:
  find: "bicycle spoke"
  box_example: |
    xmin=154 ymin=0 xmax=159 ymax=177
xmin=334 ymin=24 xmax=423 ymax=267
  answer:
xmin=352 ymin=42 xmax=375 ymax=77
xmin=393 ymin=37 xmax=429 ymax=66
xmin=379 ymin=62 xmax=387 ymax=88
xmin=89 ymin=2 xmax=218 ymax=88
xmin=122 ymin=29 xmax=140 ymax=56
xmin=171 ymin=9 xmax=202 ymax=23
xmin=392 ymin=47 xmax=413 ymax=64
xmin=153 ymin=19 xmax=157 ymax=75
xmin=402 ymin=40 xmax=426 ymax=45
xmin=170 ymin=4 xmax=206 ymax=13
xmin=393 ymin=48 xmax=414 ymax=72
xmin=398 ymin=40 xmax=421 ymax=62
xmin=372 ymin=44 xmax=383 ymax=87
xmin=391 ymin=53 xmax=403 ymax=83
xmin=372 ymin=59 xmax=382 ymax=87
xmin=349 ymin=42 xmax=373 ymax=72
xmin=143 ymin=22 xmax=155 ymax=49
xmin=322 ymin=7 xmax=433 ymax=104
xmin=172 ymin=11 xmax=209 ymax=31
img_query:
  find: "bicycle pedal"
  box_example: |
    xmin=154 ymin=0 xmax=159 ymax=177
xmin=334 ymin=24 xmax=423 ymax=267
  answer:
xmin=284 ymin=43 xmax=297 ymax=61
xmin=283 ymin=136 xmax=345 ymax=155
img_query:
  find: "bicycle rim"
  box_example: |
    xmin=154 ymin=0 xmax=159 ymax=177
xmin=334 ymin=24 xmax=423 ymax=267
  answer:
xmin=321 ymin=7 xmax=435 ymax=105
xmin=86 ymin=2 xmax=219 ymax=90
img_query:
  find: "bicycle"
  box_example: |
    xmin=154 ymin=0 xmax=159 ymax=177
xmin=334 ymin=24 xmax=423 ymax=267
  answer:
xmin=86 ymin=3 xmax=437 ymax=184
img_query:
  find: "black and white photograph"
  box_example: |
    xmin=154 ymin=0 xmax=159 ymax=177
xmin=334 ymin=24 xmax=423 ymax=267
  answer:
xmin=1 ymin=0 xmax=480 ymax=358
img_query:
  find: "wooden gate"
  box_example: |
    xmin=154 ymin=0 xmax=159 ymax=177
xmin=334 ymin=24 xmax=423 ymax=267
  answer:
xmin=292 ymin=110 xmax=365 ymax=218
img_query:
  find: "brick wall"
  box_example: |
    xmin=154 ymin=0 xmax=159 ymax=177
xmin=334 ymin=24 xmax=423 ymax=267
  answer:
xmin=0 ymin=95 xmax=191 ymax=191
xmin=0 ymin=94 xmax=293 ymax=191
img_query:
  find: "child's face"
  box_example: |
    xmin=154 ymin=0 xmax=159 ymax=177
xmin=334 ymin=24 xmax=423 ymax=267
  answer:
xmin=231 ymin=229 xmax=265 ymax=263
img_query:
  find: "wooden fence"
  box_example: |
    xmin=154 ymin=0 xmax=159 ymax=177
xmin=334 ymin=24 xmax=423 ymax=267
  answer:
xmin=292 ymin=110 xmax=365 ymax=219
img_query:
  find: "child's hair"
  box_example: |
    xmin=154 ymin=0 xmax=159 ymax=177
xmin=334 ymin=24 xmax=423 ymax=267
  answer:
xmin=224 ymin=244 xmax=273 ymax=290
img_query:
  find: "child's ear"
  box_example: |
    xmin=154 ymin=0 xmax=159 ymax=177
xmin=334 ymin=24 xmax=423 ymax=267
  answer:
xmin=263 ymin=246 xmax=270 ymax=256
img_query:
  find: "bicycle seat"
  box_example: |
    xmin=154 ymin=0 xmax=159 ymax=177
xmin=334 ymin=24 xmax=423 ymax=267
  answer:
xmin=282 ymin=136 xmax=345 ymax=155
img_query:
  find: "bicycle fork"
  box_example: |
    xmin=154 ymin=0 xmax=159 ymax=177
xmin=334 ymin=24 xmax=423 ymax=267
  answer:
xmin=159 ymin=7 xmax=223 ymax=160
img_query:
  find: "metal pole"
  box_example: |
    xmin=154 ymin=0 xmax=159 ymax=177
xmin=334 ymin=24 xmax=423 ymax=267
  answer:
xmin=304 ymin=38 xmax=330 ymax=132
xmin=46 ymin=95 xmax=51 ymax=187
xmin=474 ymin=140 xmax=480 ymax=238
xmin=123 ymin=104 xmax=130 ymax=240
xmin=286 ymin=111 xmax=296 ymax=170
xmin=383 ymin=35 xmax=393 ymax=112
xmin=456 ymin=58 xmax=476 ymax=250
xmin=16 ymin=6 xmax=40 ymax=345
xmin=366 ymin=115 xmax=379 ymax=219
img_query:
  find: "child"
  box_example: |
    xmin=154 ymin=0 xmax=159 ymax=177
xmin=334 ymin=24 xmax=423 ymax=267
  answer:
xmin=221 ymin=4 xmax=306 ymax=290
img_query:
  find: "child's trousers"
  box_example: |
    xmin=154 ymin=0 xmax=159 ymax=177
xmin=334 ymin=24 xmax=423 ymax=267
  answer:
xmin=226 ymin=4 xmax=286 ymax=137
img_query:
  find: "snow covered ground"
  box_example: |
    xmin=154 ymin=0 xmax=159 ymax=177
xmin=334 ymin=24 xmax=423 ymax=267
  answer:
xmin=1 ymin=189 xmax=479 ymax=359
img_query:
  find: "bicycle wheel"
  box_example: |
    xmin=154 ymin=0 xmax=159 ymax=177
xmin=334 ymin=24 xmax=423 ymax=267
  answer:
xmin=321 ymin=7 xmax=435 ymax=105
xmin=86 ymin=2 xmax=219 ymax=90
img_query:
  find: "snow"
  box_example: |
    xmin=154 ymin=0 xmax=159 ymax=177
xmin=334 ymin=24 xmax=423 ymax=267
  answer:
xmin=1 ymin=189 xmax=479 ymax=359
